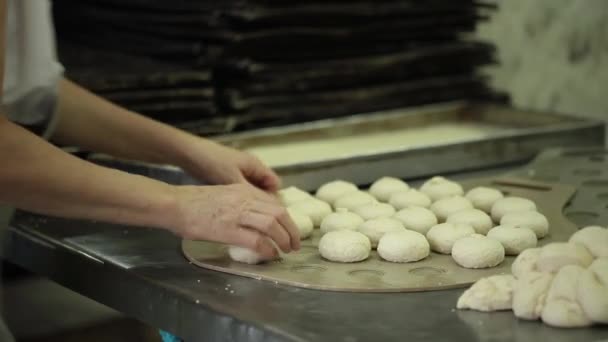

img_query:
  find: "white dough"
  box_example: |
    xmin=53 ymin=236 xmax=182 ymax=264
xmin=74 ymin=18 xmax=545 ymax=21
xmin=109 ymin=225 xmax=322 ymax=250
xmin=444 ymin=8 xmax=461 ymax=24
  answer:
xmin=287 ymin=208 xmax=314 ymax=240
xmin=569 ymin=225 xmax=608 ymax=258
xmin=393 ymin=206 xmax=438 ymax=235
xmin=430 ymin=196 xmax=473 ymax=222
xmin=452 ymin=235 xmax=505 ymax=268
xmin=228 ymin=246 xmax=273 ymax=265
xmin=500 ymin=211 xmax=549 ymax=239
xmin=577 ymin=258 xmax=608 ymax=324
xmin=377 ymin=230 xmax=430 ymax=263
xmin=315 ymin=180 xmax=358 ymax=205
xmin=319 ymin=208 xmax=365 ymax=235
xmin=490 ymin=197 xmax=537 ymax=222
xmin=420 ymin=176 xmax=464 ymax=201
xmin=333 ymin=191 xmax=377 ymax=211
xmin=278 ymin=186 xmax=312 ymax=206
xmin=352 ymin=202 xmax=396 ymax=220
xmin=465 ymin=186 xmax=504 ymax=213
xmin=388 ymin=189 xmax=432 ymax=209
xmin=426 ymin=222 xmax=475 ymax=254
xmin=512 ymin=271 xmax=554 ymax=320
xmin=511 ymin=247 xmax=541 ymax=279
xmin=318 ymin=230 xmax=371 ymax=263
xmin=358 ymin=217 xmax=406 ymax=248
xmin=536 ymin=242 xmax=594 ymax=273
xmin=368 ymin=177 xmax=410 ymax=202
xmin=487 ymin=225 xmax=538 ymax=256
xmin=456 ymin=275 xmax=515 ymax=311
xmin=289 ymin=198 xmax=332 ymax=227
xmin=446 ymin=209 xmax=494 ymax=235
xmin=541 ymin=265 xmax=592 ymax=328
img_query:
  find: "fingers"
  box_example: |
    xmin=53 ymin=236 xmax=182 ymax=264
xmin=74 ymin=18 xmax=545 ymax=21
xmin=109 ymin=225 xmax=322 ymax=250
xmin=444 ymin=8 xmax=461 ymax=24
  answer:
xmin=225 ymin=227 xmax=278 ymax=259
xmin=239 ymin=210 xmax=293 ymax=253
xmin=247 ymin=201 xmax=301 ymax=251
xmin=243 ymin=154 xmax=282 ymax=192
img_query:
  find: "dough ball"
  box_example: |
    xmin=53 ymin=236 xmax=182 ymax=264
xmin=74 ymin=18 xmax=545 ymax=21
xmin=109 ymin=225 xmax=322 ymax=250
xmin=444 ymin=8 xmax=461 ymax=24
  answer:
xmin=420 ymin=176 xmax=464 ymax=201
xmin=377 ymin=230 xmax=430 ymax=263
xmin=452 ymin=235 xmax=505 ymax=268
xmin=456 ymin=275 xmax=515 ymax=312
xmin=536 ymin=242 xmax=594 ymax=273
xmin=320 ymin=208 xmax=364 ymax=235
xmin=352 ymin=202 xmax=396 ymax=220
xmin=287 ymin=208 xmax=314 ymax=240
xmin=358 ymin=217 xmax=406 ymax=248
xmin=289 ymin=198 xmax=332 ymax=227
xmin=228 ymin=246 xmax=275 ymax=264
xmin=388 ymin=189 xmax=432 ymax=209
xmin=569 ymin=225 xmax=608 ymax=258
xmin=334 ymin=191 xmax=377 ymax=211
xmin=513 ymin=271 xmax=554 ymax=320
xmin=465 ymin=186 xmax=504 ymax=213
xmin=446 ymin=209 xmax=494 ymax=235
xmin=393 ymin=206 xmax=438 ymax=235
xmin=490 ymin=197 xmax=537 ymax=222
xmin=577 ymin=258 xmax=608 ymax=324
xmin=318 ymin=230 xmax=371 ymax=263
xmin=369 ymin=177 xmax=410 ymax=202
xmin=279 ymin=186 xmax=312 ymax=206
xmin=511 ymin=247 xmax=541 ymax=279
xmin=316 ymin=180 xmax=358 ymax=205
xmin=541 ymin=265 xmax=592 ymax=328
xmin=426 ymin=222 xmax=475 ymax=254
xmin=500 ymin=211 xmax=549 ymax=239
xmin=430 ymin=196 xmax=474 ymax=222
xmin=487 ymin=225 xmax=538 ymax=256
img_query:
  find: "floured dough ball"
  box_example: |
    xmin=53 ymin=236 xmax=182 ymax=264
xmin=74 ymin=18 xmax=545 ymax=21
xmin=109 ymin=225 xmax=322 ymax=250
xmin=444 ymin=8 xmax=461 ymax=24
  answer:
xmin=420 ymin=176 xmax=464 ymax=201
xmin=465 ymin=186 xmax=504 ymax=213
xmin=377 ymin=230 xmax=430 ymax=263
xmin=369 ymin=177 xmax=409 ymax=202
xmin=513 ymin=272 xmax=554 ymax=320
xmin=452 ymin=235 xmax=505 ymax=268
xmin=569 ymin=225 xmax=608 ymax=258
xmin=358 ymin=217 xmax=406 ymax=248
xmin=511 ymin=247 xmax=541 ymax=279
xmin=430 ymin=196 xmax=473 ymax=222
xmin=457 ymin=275 xmax=515 ymax=311
xmin=487 ymin=225 xmax=537 ymax=256
xmin=278 ymin=186 xmax=312 ymax=206
xmin=289 ymin=198 xmax=332 ymax=227
xmin=316 ymin=180 xmax=358 ymax=205
xmin=426 ymin=222 xmax=475 ymax=254
xmin=388 ymin=189 xmax=432 ymax=209
xmin=577 ymin=258 xmax=608 ymax=324
xmin=446 ymin=209 xmax=493 ymax=235
xmin=228 ymin=246 xmax=275 ymax=265
xmin=318 ymin=230 xmax=371 ymax=263
xmin=334 ymin=191 xmax=376 ymax=211
xmin=541 ymin=265 xmax=592 ymax=328
xmin=393 ymin=206 xmax=438 ymax=235
xmin=490 ymin=197 xmax=537 ymax=222
xmin=287 ymin=208 xmax=314 ymax=240
xmin=352 ymin=202 xmax=396 ymax=220
xmin=536 ymin=242 xmax=593 ymax=273
xmin=500 ymin=211 xmax=549 ymax=239
xmin=320 ymin=208 xmax=364 ymax=235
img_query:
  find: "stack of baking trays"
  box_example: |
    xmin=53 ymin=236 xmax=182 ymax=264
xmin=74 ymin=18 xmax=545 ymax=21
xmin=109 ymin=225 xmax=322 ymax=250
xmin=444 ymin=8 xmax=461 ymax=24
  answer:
xmin=53 ymin=0 xmax=504 ymax=134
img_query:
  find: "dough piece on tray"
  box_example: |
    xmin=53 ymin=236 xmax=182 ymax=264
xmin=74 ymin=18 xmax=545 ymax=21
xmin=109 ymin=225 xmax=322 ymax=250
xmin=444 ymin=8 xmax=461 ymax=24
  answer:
xmin=430 ymin=196 xmax=473 ymax=222
xmin=487 ymin=225 xmax=537 ymax=256
xmin=452 ymin=234 xmax=505 ymax=269
xmin=446 ymin=208 xmax=493 ymax=235
xmin=319 ymin=230 xmax=371 ymax=263
xmin=569 ymin=225 xmax=608 ymax=258
xmin=289 ymin=198 xmax=332 ymax=227
xmin=279 ymin=186 xmax=312 ymax=206
xmin=536 ymin=242 xmax=593 ymax=273
xmin=369 ymin=177 xmax=409 ymax=202
xmin=320 ymin=208 xmax=364 ymax=235
xmin=426 ymin=222 xmax=475 ymax=254
xmin=358 ymin=217 xmax=406 ymax=248
xmin=511 ymin=247 xmax=542 ymax=279
xmin=389 ymin=189 xmax=432 ymax=209
xmin=393 ymin=206 xmax=438 ymax=235
xmin=512 ymin=271 xmax=554 ymax=320
xmin=457 ymin=275 xmax=515 ymax=311
xmin=334 ymin=191 xmax=377 ymax=211
xmin=500 ymin=211 xmax=549 ymax=239
xmin=420 ymin=176 xmax=464 ymax=201
xmin=490 ymin=197 xmax=537 ymax=223
xmin=287 ymin=208 xmax=314 ymax=240
xmin=541 ymin=265 xmax=592 ymax=328
xmin=577 ymin=258 xmax=608 ymax=324
xmin=316 ymin=180 xmax=358 ymax=205
xmin=352 ymin=202 xmax=396 ymax=221
xmin=377 ymin=230 xmax=430 ymax=263
xmin=465 ymin=186 xmax=504 ymax=213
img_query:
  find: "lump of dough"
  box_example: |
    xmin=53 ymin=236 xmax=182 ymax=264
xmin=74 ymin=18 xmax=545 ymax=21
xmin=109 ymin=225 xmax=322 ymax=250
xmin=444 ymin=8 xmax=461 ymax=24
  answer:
xmin=318 ymin=230 xmax=371 ymax=263
xmin=513 ymin=271 xmax=554 ymax=320
xmin=487 ymin=225 xmax=538 ymax=256
xmin=393 ymin=206 xmax=438 ymax=235
xmin=289 ymin=198 xmax=332 ymax=227
xmin=511 ymin=247 xmax=541 ymax=279
xmin=426 ymin=222 xmax=475 ymax=254
xmin=500 ymin=211 xmax=549 ymax=239
xmin=334 ymin=191 xmax=376 ymax=211
xmin=465 ymin=186 xmax=504 ymax=213
xmin=452 ymin=235 xmax=505 ymax=269
xmin=569 ymin=225 xmax=608 ymax=258
xmin=279 ymin=186 xmax=312 ymax=206
xmin=446 ymin=208 xmax=493 ymax=235
xmin=541 ymin=265 xmax=592 ymax=328
xmin=388 ymin=189 xmax=432 ymax=209
xmin=490 ymin=197 xmax=537 ymax=222
xmin=316 ymin=180 xmax=358 ymax=205
xmin=430 ymin=196 xmax=473 ymax=222
xmin=320 ymin=208 xmax=364 ymax=235
xmin=377 ymin=230 xmax=430 ymax=263
xmin=536 ymin=242 xmax=594 ymax=273
xmin=287 ymin=208 xmax=314 ymax=240
xmin=420 ymin=176 xmax=464 ymax=201
xmin=456 ymin=275 xmax=515 ymax=311
xmin=369 ymin=177 xmax=409 ymax=202
xmin=578 ymin=258 xmax=608 ymax=324
xmin=228 ymin=246 xmax=275 ymax=265
xmin=358 ymin=217 xmax=406 ymax=248
xmin=352 ymin=202 xmax=396 ymax=220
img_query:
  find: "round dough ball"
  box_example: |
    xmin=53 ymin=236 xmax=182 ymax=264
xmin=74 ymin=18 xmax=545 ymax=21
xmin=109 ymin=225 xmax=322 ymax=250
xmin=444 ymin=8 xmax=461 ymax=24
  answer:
xmin=569 ymin=225 xmax=608 ymax=258
xmin=446 ymin=209 xmax=493 ymax=235
xmin=393 ymin=206 xmax=438 ymax=235
xmin=377 ymin=230 xmax=430 ymax=263
xmin=420 ymin=176 xmax=464 ymax=201
xmin=358 ymin=217 xmax=406 ymax=248
xmin=388 ymin=189 xmax=432 ymax=209
xmin=318 ymin=230 xmax=371 ymax=263
xmin=369 ymin=177 xmax=410 ymax=202
xmin=487 ymin=225 xmax=538 ymax=256
xmin=542 ymin=265 xmax=592 ymax=328
xmin=279 ymin=186 xmax=312 ymax=206
xmin=228 ymin=246 xmax=274 ymax=264
xmin=490 ymin=197 xmax=537 ymax=222
xmin=426 ymin=222 xmax=475 ymax=254
xmin=287 ymin=208 xmax=314 ymax=240
xmin=457 ymin=275 xmax=515 ymax=311
xmin=452 ymin=235 xmax=505 ymax=269
xmin=513 ymin=271 xmax=554 ymax=320
xmin=500 ymin=211 xmax=549 ymax=239
xmin=430 ymin=196 xmax=473 ymax=222
xmin=352 ymin=202 xmax=396 ymax=220
xmin=320 ymin=208 xmax=365 ymax=235
xmin=577 ymin=258 xmax=608 ymax=324
xmin=289 ymin=198 xmax=332 ymax=227
xmin=334 ymin=191 xmax=376 ymax=211
xmin=315 ymin=180 xmax=358 ymax=205
xmin=465 ymin=186 xmax=504 ymax=213
xmin=536 ymin=242 xmax=594 ymax=273
xmin=511 ymin=247 xmax=541 ymax=279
